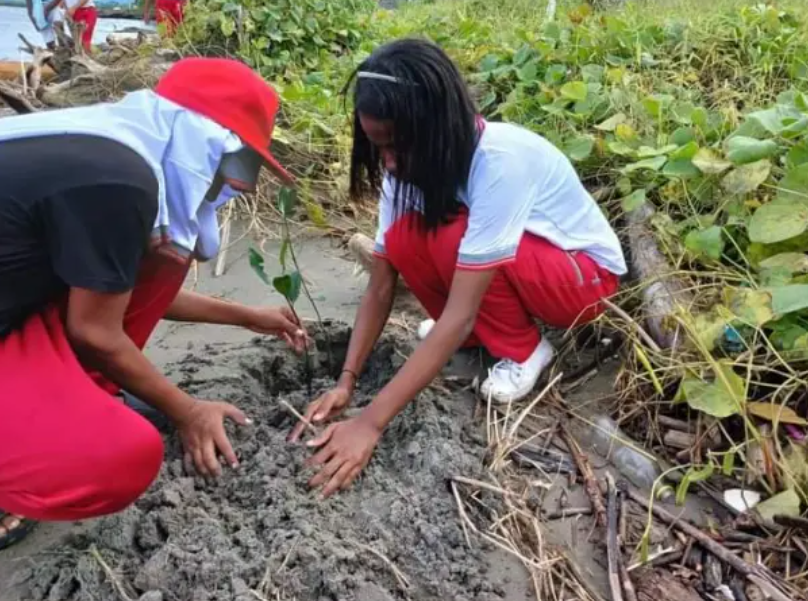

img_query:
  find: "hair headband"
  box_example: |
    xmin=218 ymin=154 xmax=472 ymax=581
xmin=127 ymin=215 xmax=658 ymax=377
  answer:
xmin=357 ymin=71 xmax=418 ymax=86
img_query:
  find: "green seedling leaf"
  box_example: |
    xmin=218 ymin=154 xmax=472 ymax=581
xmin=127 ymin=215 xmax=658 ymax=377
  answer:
xmin=663 ymin=159 xmax=700 ymax=179
xmin=681 ymin=361 xmax=745 ymax=418
xmin=248 ymin=248 xmax=270 ymax=285
xmin=685 ymin=226 xmax=724 ymax=260
xmin=722 ymin=160 xmax=772 ymax=195
xmin=544 ymin=64 xmax=567 ymax=85
xmin=693 ymin=149 xmax=732 ymax=175
xmin=748 ymin=203 xmax=808 ymax=244
xmin=273 ymin=271 xmax=303 ymax=304
xmin=775 ymin=164 xmax=808 ymax=206
xmin=725 ymin=136 xmax=779 ymax=165
xmin=759 ymin=253 xmax=808 ymax=273
xmin=745 ymin=105 xmax=804 ymax=136
xmin=622 ymin=156 xmax=667 ymax=174
xmin=756 ymin=489 xmax=801 ymax=522
xmin=786 ymin=143 xmax=808 ymax=169
xmin=671 ymin=101 xmax=696 ymax=125
xmin=637 ymin=144 xmax=678 ymax=158
xmin=770 ymin=284 xmax=808 ymax=316
xmin=747 ymin=402 xmax=808 ymax=426
xmin=671 ymin=141 xmax=699 ymax=160
xmin=615 ymin=123 xmax=637 ymax=142
xmin=595 ymin=112 xmax=628 ymax=132
xmin=580 ymin=64 xmax=604 ymax=83
xmin=722 ymin=448 xmax=736 ymax=477
xmin=691 ymin=107 xmax=708 ymax=128
xmin=278 ymin=186 xmax=298 ymax=217
xmin=560 ymin=81 xmax=587 ymax=102
xmin=642 ymin=94 xmax=673 ymax=118
xmin=671 ymin=127 xmax=697 ymax=146
xmin=620 ymin=189 xmax=647 ymax=213
xmin=565 ymin=135 xmax=594 ymax=162
xmin=517 ymin=61 xmax=538 ymax=82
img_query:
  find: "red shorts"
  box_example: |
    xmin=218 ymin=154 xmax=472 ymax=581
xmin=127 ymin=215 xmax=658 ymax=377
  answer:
xmin=0 ymin=254 xmax=189 ymax=521
xmin=381 ymin=211 xmax=620 ymax=362
xmin=72 ymin=6 xmax=98 ymax=51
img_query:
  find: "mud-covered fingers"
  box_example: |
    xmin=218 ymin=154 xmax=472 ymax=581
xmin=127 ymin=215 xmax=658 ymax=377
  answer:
xmin=192 ymin=447 xmax=209 ymax=477
xmin=202 ymin=439 xmax=222 ymax=478
xmin=214 ymin=429 xmax=239 ymax=469
xmin=321 ymin=462 xmax=356 ymax=498
xmin=341 ymin=467 xmax=362 ymax=491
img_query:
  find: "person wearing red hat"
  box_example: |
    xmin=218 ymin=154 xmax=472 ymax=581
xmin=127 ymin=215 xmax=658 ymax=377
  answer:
xmin=0 ymin=58 xmax=302 ymax=550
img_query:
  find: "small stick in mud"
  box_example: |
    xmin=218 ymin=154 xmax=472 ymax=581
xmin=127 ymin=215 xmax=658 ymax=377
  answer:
xmin=606 ymin=474 xmax=624 ymax=601
xmin=279 ymin=399 xmax=318 ymax=435
xmin=560 ymin=424 xmax=607 ymax=528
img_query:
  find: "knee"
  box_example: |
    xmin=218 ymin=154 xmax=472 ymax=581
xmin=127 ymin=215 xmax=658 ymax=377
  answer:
xmin=99 ymin=420 xmax=164 ymax=515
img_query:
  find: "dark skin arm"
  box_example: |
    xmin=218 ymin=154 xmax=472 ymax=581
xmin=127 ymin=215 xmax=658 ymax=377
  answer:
xmin=289 ymin=256 xmax=398 ymax=442
xmin=66 ymin=287 xmax=250 ymax=477
xmin=165 ymin=290 xmax=307 ymax=352
xmin=306 ymin=267 xmax=497 ymax=497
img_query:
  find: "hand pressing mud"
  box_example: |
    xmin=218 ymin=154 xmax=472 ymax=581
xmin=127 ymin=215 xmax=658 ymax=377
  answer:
xmin=305 ymin=416 xmax=382 ymax=498
xmin=288 ymin=386 xmax=351 ymax=442
xmin=176 ymin=399 xmax=252 ymax=477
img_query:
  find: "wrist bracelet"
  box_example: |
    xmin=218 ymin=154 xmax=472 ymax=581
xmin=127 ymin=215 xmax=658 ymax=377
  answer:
xmin=341 ymin=369 xmax=359 ymax=381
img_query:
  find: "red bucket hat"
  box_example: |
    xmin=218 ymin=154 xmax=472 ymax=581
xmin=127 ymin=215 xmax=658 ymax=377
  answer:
xmin=155 ymin=57 xmax=293 ymax=185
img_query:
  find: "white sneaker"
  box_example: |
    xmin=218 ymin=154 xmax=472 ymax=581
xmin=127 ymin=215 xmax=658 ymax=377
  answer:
xmin=417 ymin=318 xmax=435 ymax=340
xmin=480 ymin=338 xmax=555 ymax=404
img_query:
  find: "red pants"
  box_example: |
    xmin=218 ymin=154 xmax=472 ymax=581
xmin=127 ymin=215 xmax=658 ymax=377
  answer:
xmin=155 ymin=0 xmax=185 ymax=34
xmin=384 ymin=212 xmax=619 ymax=363
xmin=0 ymin=254 xmax=188 ymax=521
xmin=72 ymin=7 xmax=98 ymax=52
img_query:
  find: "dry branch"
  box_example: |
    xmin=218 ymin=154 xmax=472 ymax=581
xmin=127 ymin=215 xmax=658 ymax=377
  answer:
xmin=625 ymin=488 xmax=805 ymax=601
xmin=606 ymin=474 xmax=624 ymax=601
xmin=560 ymin=425 xmax=607 ymax=528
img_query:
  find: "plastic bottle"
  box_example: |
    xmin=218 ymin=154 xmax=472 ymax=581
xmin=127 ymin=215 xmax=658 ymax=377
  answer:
xmin=588 ymin=415 xmax=673 ymax=500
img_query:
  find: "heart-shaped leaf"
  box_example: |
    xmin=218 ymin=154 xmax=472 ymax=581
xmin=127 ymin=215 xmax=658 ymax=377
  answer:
xmin=770 ymin=284 xmax=808 ymax=316
xmin=722 ymin=160 xmax=772 ymax=195
xmin=725 ymin=136 xmax=779 ymax=165
xmin=685 ymin=226 xmax=724 ymax=260
xmin=693 ymin=148 xmax=732 ymax=175
xmin=273 ymin=271 xmax=303 ymax=303
xmin=620 ymin=189 xmax=647 ymax=212
xmin=565 ymin=135 xmax=595 ymax=162
xmin=748 ymin=203 xmax=808 ymax=244
xmin=680 ymin=362 xmax=745 ymax=418
xmin=560 ymin=81 xmax=587 ymax=101
xmin=775 ymin=164 xmax=808 ymax=206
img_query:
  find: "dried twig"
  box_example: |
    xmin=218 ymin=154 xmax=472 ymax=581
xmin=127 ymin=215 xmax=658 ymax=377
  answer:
xmin=606 ymin=474 xmax=625 ymax=601
xmin=279 ymin=399 xmax=317 ymax=435
xmin=774 ymin=515 xmax=808 ymax=534
xmin=544 ymin=506 xmax=592 ymax=520
xmin=560 ymin=424 xmax=607 ymax=528
xmin=625 ymin=488 xmax=804 ymax=601
xmin=89 ymin=545 xmax=136 ymax=601
xmin=350 ymin=539 xmax=411 ymax=592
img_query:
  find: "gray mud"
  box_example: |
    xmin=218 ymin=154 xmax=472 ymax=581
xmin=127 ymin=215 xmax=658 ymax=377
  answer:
xmin=17 ymin=325 xmax=517 ymax=601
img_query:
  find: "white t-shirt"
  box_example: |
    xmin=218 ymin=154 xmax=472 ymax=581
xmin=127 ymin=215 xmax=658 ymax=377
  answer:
xmin=374 ymin=121 xmax=627 ymax=275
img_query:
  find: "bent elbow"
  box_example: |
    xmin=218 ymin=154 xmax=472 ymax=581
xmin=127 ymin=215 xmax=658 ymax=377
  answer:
xmin=65 ymin=319 xmax=119 ymax=359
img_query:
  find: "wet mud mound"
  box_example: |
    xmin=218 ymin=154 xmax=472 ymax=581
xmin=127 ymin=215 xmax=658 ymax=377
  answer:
xmin=20 ymin=325 xmax=515 ymax=601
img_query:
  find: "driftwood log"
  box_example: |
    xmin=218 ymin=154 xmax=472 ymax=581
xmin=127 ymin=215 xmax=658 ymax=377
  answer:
xmin=625 ymin=203 xmax=694 ymax=350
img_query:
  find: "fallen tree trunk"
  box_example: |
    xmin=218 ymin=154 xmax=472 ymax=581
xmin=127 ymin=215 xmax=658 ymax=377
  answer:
xmin=625 ymin=203 xmax=694 ymax=350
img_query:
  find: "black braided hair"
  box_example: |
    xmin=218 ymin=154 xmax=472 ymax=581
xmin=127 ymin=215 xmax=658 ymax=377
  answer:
xmin=344 ymin=38 xmax=478 ymax=231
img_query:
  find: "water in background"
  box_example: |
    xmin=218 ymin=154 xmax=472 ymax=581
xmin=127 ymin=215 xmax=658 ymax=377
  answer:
xmin=0 ymin=5 xmax=151 ymax=60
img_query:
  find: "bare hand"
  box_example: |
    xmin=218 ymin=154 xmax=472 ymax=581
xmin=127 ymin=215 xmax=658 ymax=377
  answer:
xmin=245 ymin=306 xmax=308 ymax=353
xmin=176 ymin=400 xmax=251 ymax=477
xmin=288 ymin=386 xmax=351 ymax=443
xmin=305 ymin=416 xmax=381 ymax=498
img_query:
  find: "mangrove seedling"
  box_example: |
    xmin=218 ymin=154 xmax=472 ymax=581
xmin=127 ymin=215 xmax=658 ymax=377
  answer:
xmin=248 ymin=186 xmax=333 ymax=394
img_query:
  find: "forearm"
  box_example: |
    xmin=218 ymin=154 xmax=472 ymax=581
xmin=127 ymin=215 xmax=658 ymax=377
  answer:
xmin=71 ymin=333 xmax=194 ymax=422
xmin=165 ymin=290 xmax=253 ymax=326
xmin=338 ymin=277 xmax=396 ymax=390
xmin=360 ymin=312 xmax=474 ymax=431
